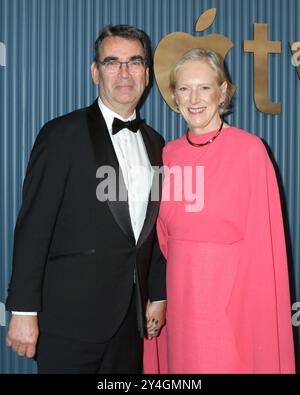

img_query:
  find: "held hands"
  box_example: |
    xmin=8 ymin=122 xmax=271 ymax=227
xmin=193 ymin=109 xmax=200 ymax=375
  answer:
xmin=6 ymin=315 xmax=39 ymax=358
xmin=145 ymin=300 xmax=166 ymax=340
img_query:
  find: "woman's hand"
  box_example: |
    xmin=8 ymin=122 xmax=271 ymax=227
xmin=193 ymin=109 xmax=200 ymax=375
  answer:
xmin=145 ymin=300 xmax=166 ymax=339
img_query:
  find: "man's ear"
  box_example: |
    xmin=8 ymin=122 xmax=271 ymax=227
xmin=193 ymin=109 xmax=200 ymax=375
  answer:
xmin=91 ymin=61 xmax=100 ymax=84
xmin=145 ymin=66 xmax=150 ymax=87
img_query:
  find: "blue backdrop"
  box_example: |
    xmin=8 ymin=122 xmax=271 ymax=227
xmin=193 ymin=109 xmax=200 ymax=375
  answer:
xmin=0 ymin=0 xmax=299 ymax=373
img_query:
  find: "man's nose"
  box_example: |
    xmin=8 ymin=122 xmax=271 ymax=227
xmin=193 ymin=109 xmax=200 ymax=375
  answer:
xmin=119 ymin=62 xmax=130 ymax=77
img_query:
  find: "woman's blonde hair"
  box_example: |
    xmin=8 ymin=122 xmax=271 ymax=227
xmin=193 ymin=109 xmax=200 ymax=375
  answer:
xmin=169 ymin=48 xmax=234 ymax=115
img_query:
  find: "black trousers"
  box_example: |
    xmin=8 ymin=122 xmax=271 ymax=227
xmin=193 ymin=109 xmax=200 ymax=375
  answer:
xmin=36 ymin=287 xmax=143 ymax=374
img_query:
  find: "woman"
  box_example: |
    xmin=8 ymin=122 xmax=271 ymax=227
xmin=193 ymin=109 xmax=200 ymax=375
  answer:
xmin=144 ymin=48 xmax=295 ymax=373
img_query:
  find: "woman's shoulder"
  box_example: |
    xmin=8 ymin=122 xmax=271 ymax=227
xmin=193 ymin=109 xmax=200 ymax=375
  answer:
xmin=226 ymin=126 xmax=267 ymax=155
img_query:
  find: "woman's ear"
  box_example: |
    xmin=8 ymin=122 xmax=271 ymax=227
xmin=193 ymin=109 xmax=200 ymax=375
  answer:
xmin=220 ymin=81 xmax=228 ymax=103
xmin=172 ymin=93 xmax=179 ymax=110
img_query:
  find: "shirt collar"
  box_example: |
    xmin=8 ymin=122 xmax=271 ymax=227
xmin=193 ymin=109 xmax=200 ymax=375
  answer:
xmin=97 ymin=97 xmax=136 ymax=135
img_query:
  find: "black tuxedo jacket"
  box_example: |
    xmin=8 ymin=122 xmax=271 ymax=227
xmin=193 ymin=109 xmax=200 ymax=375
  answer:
xmin=6 ymin=100 xmax=166 ymax=343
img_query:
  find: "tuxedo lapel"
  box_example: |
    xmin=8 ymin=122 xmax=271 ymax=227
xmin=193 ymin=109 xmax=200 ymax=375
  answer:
xmin=86 ymin=100 xmax=135 ymax=244
xmin=136 ymin=124 xmax=163 ymax=248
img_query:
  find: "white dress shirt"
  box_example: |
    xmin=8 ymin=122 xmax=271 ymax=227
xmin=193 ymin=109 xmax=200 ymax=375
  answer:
xmin=98 ymin=97 xmax=154 ymax=242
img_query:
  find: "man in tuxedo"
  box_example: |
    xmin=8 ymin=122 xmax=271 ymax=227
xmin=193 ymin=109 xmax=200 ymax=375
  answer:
xmin=6 ymin=24 xmax=166 ymax=373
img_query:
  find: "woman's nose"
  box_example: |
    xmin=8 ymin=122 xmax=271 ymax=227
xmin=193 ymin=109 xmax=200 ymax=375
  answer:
xmin=189 ymin=89 xmax=201 ymax=104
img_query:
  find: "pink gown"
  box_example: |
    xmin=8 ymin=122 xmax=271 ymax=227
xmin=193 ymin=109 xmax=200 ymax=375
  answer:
xmin=144 ymin=126 xmax=295 ymax=373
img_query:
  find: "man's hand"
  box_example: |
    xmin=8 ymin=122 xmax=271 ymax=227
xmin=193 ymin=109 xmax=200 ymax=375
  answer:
xmin=6 ymin=315 xmax=39 ymax=358
xmin=145 ymin=300 xmax=166 ymax=340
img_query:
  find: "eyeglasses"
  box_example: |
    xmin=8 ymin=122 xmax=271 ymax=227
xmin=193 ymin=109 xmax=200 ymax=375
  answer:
xmin=98 ymin=57 xmax=146 ymax=73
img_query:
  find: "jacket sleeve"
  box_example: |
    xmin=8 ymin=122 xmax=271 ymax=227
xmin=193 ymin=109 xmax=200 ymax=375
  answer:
xmin=6 ymin=122 xmax=70 ymax=312
xmin=147 ymin=229 xmax=166 ymax=302
xmin=147 ymin=136 xmax=167 ymax=302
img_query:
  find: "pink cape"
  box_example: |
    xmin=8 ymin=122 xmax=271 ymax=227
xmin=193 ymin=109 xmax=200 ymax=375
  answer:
xmin=144 ymin=127 xmax=295 ymax=373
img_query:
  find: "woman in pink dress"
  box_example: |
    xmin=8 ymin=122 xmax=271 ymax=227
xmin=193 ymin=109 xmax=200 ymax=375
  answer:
xmin=144 ymin=48 xmax=295 ymax=373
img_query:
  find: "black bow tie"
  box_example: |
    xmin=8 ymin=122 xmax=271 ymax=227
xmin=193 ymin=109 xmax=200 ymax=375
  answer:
xmin=112 ymin=117 xmax=143 ymax=135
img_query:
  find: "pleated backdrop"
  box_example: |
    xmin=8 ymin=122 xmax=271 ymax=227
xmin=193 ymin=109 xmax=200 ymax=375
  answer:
xmin=0 ymin=0 xmax=299 ymax=373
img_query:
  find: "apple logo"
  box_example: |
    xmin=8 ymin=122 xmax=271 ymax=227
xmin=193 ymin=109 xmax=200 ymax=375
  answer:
xmin=154 ymin=8 xmax=234 ymax=112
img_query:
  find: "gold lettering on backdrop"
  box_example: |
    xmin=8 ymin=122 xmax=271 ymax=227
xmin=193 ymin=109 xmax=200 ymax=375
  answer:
xmin=289 ymin=42 xmax=300 ymax=79
xmin=244 ymin=24 xmax=281 ymax=115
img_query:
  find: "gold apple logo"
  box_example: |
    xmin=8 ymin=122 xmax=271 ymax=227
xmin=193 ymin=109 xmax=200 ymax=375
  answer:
xmin=154 ymin=8 xmax=234 ymax=113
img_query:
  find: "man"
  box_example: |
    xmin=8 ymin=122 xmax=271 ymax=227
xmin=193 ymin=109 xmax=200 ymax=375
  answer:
xmin=6 ymin=25 xmax=166 ymax=373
